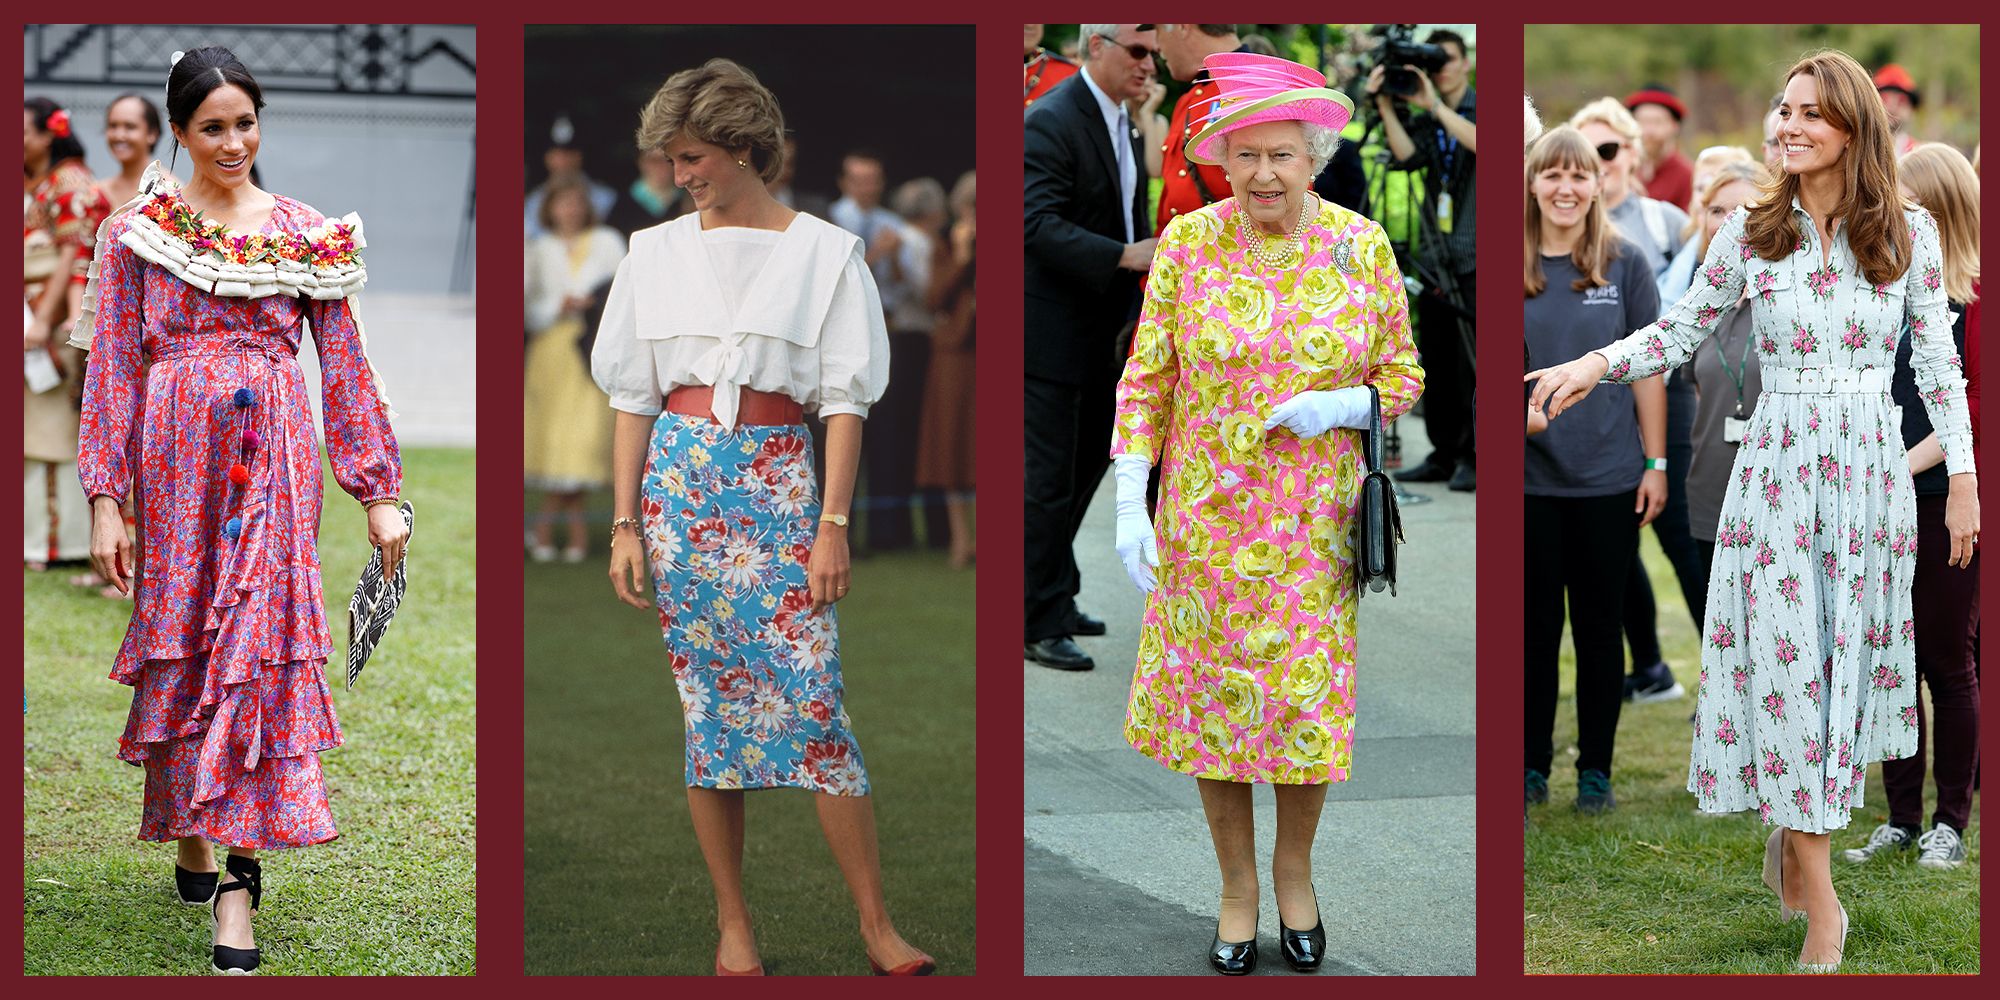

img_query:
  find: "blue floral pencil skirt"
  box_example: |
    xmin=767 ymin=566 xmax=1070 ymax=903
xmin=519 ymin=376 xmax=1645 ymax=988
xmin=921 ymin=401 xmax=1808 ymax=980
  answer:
xmin=640 ymin=412 xmax=870 ymax=796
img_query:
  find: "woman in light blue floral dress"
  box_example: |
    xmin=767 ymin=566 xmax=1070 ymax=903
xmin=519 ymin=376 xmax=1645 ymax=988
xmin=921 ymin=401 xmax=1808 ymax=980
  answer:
xmin=1527 ymin=50 xmax=1978 ymax=972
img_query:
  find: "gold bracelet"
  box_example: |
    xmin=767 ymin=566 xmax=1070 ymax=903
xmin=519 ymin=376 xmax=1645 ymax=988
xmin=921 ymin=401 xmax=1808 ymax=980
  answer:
xmin=611 ymin=516 xmax=642 ymax=535
xmin=365 ymin=497 xmax=400 ymax=510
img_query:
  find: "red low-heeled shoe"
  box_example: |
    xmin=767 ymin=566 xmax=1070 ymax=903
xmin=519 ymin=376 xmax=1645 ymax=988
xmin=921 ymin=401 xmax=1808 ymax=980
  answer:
xmin=715 ymin=947 xmax=764 ymax=976
xmin=868 ymin=950 xmax=936 ymax=976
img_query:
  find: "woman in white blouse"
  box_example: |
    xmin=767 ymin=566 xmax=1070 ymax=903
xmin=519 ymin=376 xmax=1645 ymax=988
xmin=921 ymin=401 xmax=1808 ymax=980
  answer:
xmin=524 ymin=176 xmax=626 ymax=560
xmin=590 ymin=58 xmax=931 ymax=977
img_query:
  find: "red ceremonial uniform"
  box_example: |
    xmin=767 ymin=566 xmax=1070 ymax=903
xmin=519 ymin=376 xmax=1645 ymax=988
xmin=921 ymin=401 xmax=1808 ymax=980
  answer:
xmin=1024 ymin=49 xmax=1079 ymax=108
xmin=1156 ymin=74 xmax=1233 ymax=236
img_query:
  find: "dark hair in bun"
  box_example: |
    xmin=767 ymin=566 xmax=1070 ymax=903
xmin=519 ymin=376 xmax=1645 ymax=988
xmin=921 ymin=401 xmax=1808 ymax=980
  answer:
xmin=166 ymin=46 xmax=265 ymax=132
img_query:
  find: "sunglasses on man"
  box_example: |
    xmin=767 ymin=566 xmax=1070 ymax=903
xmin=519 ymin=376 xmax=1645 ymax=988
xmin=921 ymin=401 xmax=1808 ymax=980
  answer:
xmin=1094 ymin=34 xmax=1160 ymax=62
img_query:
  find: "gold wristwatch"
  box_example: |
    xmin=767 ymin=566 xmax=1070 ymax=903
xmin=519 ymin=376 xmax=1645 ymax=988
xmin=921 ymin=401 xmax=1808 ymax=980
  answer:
xmin=819 ymin=513 xmax=850 ymax=528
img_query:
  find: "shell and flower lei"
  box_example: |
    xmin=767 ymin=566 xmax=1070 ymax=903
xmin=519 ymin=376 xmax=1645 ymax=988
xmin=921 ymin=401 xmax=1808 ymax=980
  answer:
xmin=139 ymin=191 xmax=361 ymax=270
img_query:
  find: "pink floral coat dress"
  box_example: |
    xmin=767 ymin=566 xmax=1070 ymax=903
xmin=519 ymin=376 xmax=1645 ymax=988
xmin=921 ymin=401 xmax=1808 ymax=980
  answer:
xmin=77 ymin=191 xmax=400 ymax=849
xmin=1596 ymin=203 xmax=1972 ymax=832
xmin=1112 ymin=197 xmax=1424 ymax=784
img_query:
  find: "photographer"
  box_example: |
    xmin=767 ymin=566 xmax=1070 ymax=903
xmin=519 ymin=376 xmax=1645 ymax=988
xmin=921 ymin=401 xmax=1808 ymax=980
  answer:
xmin=1369 ymin=28 xmax=1477 ymax=491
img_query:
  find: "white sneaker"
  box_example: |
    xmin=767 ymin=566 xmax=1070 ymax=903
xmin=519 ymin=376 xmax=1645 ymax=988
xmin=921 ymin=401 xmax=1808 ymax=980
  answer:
xmin=1841 ymin=823 xmax=1913 ymax=863
xmin=1915 ymin=823 xmax=1966 ymax=870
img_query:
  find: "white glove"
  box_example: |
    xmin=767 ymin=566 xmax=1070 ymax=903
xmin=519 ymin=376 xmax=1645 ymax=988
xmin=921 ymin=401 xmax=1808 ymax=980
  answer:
xmin=1112 ymin=454 xmax=1159 ymax=594
xmin=1264 ymin=386 xmax=1375 ymax=438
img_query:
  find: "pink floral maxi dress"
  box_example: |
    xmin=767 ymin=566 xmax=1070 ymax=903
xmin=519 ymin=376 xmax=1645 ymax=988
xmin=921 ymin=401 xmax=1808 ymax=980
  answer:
xmin=1596 ymin=204 xmax=1972 ymax=832
xmin=77 ymin=191 xmax=400 ymax=849
xmin=1112 ymin=198 xmax=1424 ymax=784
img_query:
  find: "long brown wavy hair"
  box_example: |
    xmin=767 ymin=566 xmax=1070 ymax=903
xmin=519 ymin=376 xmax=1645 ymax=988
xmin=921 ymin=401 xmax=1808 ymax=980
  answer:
xmin=1745 ymin=49 xmax=1909 ymax=286
xmin=1525 ymin=126 xmax=1618 ymax=296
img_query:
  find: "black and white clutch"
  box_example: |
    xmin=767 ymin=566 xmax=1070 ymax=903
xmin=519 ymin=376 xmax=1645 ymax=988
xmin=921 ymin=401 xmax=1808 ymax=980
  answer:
xmin=346 ymin=500 xmax=413 ymax=689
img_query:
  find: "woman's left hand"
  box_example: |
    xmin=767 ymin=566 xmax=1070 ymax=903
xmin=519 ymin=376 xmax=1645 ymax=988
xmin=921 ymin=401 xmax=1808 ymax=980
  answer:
xmin=808 ymin=523 xmax=851 ymax=610
xmin=367 ymin=502 xmax=410 ymax=577
xmin=1945 ymin=474 xmax=1979 ymax=568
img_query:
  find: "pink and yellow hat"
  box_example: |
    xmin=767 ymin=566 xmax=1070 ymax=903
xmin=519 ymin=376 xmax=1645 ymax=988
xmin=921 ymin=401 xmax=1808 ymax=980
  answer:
xmin=1186 ymin=52 xmax=1354 ymax=166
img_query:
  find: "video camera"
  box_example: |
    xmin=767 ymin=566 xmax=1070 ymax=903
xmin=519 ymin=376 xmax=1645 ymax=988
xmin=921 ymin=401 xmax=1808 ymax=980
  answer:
xmin=1368 ymin=24 xmax=1451 ymax=99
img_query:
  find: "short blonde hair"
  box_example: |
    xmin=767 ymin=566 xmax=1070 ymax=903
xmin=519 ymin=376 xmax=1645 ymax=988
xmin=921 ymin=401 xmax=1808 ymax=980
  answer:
xmin=1690 ymin=159 xmax=1769 ymax=258
xmin=1568 ymin=96 xmax=1639 ymax=144
xmin=1681 ymin=146 xmax=1756 ymax=239
xmin=635 ymin=58 xmax=787 ymax=183
xmin=1524 ymin=93 xmax=1543 ymax=149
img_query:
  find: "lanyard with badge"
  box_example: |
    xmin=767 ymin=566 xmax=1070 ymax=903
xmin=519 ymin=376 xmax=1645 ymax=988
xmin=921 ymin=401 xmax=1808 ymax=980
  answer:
xmin=1433 ymin=123 xmax=1457 ymax=233
xmin=1716 ymin=321 xmax=1755 ymax=443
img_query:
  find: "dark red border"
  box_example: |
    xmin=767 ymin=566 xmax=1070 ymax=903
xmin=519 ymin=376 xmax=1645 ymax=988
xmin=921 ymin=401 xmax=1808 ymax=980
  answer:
xmin=974 ymin=17 xmax=1027 ymax=980
xmin=1475 ymin=20 xmax=1526 ymax=979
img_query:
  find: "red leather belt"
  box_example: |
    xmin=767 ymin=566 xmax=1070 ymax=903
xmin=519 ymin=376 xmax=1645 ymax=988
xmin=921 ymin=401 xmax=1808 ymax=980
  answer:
xmin=665 ymin=384 xmax=803 ymax=425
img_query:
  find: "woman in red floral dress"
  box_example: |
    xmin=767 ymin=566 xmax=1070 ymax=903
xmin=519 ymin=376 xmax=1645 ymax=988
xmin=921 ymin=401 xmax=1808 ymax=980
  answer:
xmin=24 ymin=97 xmax=111 ymax=568
xmin=75 ymin=46 xmax=407 ymax=975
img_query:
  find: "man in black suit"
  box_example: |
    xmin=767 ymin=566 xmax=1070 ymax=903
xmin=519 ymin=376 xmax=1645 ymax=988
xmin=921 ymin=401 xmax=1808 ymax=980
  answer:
xmin=1023 ymin=24 xmax=1158 ymax=671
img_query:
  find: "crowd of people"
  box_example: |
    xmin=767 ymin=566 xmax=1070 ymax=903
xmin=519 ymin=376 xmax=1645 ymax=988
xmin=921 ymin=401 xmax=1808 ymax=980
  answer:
xmin=521 ymin=115 xmax=977 ymax=566
xmin=1023 ymin=23 xmax=1478 ymax=673
xmin=23 ymin=93 xmax=167 ymax=593
xmin=1524 ymin=46 xmax=1979 ymax=969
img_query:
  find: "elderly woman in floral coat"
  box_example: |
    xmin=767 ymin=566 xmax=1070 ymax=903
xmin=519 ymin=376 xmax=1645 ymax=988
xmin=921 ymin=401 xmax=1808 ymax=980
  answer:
xmin=1110 ymin=52 xmax=1424 ymax=975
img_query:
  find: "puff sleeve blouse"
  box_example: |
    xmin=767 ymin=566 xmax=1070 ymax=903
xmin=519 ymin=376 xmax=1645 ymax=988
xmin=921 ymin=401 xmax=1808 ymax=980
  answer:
xmin=590 ymin=211 xmax=890 ymax=429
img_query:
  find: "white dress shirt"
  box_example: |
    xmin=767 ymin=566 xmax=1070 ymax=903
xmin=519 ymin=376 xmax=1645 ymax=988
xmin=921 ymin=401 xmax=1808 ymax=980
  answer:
xmin=1078 ymin=66 xmax=1137 ymax=243
xmin=591 ymin=211 xmax=890 ymax=430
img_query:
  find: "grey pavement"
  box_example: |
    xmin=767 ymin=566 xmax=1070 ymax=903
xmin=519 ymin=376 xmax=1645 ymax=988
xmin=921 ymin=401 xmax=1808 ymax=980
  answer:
xmin=295 ymin=292 xmax=477 ymax=447
xmin=1024 ymin=413 xmax=1477 ymax=976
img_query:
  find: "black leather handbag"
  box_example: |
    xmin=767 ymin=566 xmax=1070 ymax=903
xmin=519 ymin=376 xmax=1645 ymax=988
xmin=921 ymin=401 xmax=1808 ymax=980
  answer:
xmin=1355 ymin=385 xmax=1403 ymax=597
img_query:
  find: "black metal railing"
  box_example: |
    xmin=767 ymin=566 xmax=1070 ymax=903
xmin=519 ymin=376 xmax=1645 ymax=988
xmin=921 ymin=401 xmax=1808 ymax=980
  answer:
xmin=27 ymin=24 xmax=475 ymax=100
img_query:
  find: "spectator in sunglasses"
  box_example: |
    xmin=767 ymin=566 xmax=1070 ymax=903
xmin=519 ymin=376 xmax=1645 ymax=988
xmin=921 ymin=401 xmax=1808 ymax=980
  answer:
xmin=1570 ymin=97 xmax=1688 ymax=280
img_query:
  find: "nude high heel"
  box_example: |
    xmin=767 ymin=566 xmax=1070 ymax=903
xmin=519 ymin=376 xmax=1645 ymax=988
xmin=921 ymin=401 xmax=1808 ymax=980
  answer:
xmin=1761 ymin=827 xmax=1803 ymax=923
xmin=1797 ymin=904 xmax=1848 ymax=973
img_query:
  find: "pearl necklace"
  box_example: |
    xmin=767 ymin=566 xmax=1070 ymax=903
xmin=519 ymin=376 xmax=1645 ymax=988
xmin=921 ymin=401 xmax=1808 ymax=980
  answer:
xmin=1239 ymin=193 xmax=1315 ymax=269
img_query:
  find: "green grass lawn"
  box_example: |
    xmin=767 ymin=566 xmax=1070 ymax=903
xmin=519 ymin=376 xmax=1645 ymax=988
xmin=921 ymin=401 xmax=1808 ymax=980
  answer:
xmin=1524 ymin=531 xmax=1979 ymax=974
xmin=522 ymin=507 xmax=976 ymax=976
xmin=22 ymin=447 xmax=477 ymax=976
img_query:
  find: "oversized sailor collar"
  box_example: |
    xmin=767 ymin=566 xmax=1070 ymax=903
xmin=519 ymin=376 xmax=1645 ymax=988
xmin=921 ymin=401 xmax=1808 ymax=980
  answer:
xmin=628 ymin=210 xmax=860 ymax=429
xmin=70 ymin=161 xmax=393 ymax=415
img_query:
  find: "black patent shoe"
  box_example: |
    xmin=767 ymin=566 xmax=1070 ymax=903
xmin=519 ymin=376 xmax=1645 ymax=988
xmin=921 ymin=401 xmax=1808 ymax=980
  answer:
xmin=175 ymin=863 xmax=218 ymax=905
xmin=211 ymin=854 xmax=262 ymax=975
xmin=1025 ymin=637 xmax=1095 ymax=671
xmin=1209 ymin=919 xmax=1258 ymax=975
xmin=1280 ymin=912 xmax=1326 ymax=972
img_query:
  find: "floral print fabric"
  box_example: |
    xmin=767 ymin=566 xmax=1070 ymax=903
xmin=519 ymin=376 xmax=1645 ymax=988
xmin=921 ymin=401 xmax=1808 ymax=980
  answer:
xmin=642 ymin=413 xmax=870 ymax=796
xmin=27 ymin=159 xmax=112 ymax=282
xmin=1111 ymin=198 xmax=1424 ymax=784
xmin=76 ymin=196 xmax=401 ymax=848
xmin=1597 ymin=203 xmax=1972 ymax=832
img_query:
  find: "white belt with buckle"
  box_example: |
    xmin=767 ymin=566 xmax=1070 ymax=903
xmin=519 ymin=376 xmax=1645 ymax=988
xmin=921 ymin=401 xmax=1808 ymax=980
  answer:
xmin=1761 ymin=367 xmax=1890 ymax=394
